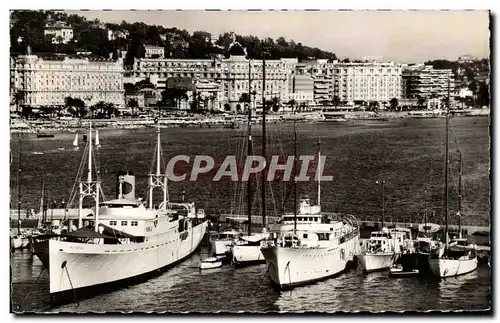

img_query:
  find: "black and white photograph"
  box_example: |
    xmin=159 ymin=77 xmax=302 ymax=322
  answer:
xmin=8 ymin=8 xmax=491 ymax=313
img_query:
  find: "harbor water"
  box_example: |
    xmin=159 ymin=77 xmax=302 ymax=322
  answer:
xmin=10 ymin=248 xmax=491 ymax=312
xmin=10 ymin=117 xmax=491 ymax=312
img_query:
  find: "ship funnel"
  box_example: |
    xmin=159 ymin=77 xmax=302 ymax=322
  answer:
xmin=116 ymin=171 xmax=136 ymax=200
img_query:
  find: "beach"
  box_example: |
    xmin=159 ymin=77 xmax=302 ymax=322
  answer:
xmin=9 ymin=109 xmax=490 ymax=133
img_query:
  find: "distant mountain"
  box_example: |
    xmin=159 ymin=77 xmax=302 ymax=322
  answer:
xmin=10 ymin=10 xmax=338 ymax=65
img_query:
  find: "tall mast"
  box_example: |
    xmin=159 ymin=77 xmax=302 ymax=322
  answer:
xmin=247 ymin=58 xmax=253 ymax=236
xmin=424 ymin=188 xmax=428 ymax=236
xmin=458 ymin=149 xmax=463 ymax=239
xmin=16 ymin=140 xmax=21 ymax=235
xmin=261 ymin=54 xmax=267 ymax=228
xmin=78 ymin=122 xmax=100 ymax=230
xmin=88 ymin=122 xmax=92 ymax=183
xmin=293 ymin=112 xmax=298 ymax=234
xmin=317 ymin=139 xmax=321 ymax=207
xmin=149 ymin=126 xmax=168 ymax=210
xmin=156 ymin=126 xmax=161 ymax=176
xmin=444 ymin=78 xmax=450 ymax=247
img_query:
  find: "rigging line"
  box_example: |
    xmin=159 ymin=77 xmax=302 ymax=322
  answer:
xmin=67 ymin=142 xmax=89 ymax=209
xmin=18 ymin=267 xmax=45 ymax=310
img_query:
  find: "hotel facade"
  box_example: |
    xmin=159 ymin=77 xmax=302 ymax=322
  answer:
xmin=402 ymin=65 xmax=455 ymax=99
xmin=10 ymin=54 xmax=125 ymax=108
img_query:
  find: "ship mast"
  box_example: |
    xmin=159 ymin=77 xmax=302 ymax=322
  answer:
xmin=16 ymin=140 xmax=21 ymax=235
xmin=444 ymin=78 xmax=450 ymax=248
xmin=293 ymin=112 xmax=298 ymax=234
xmin=149 ymin=126 xmax=169 ymax=210
xmin=247 ymin=58 xmax=253 ymax=236
xmin=261 ymin=53 xmax=267 ymax=229
xmin=458 ymin=149 xmax=463 ymax=239
xmin=78 ymin=122 xmax=101 ymax=232
xmin=317 ymin=139 xmax=321 ymax=207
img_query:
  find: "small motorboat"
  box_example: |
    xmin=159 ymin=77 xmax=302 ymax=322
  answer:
xmin=32 ymin=152 xmax=44 ymax=155
xmin=200 ymin=256 xmax=223 ymax=270
xmin=36 ymin=133 xmax=55 ymax=138
xmin=389 ymin=264 xmax=419 ymax=277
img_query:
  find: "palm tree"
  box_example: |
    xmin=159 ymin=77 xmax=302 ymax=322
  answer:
xmin=287 ymin=99 xmax=296 ymax=112
xmin=389 ymin=98 xmax=399 ymax=111
xmin=105 ymin=103 xmax=117 ymax=118
xmin=416 ymin=95 xmax=426 ymax=109
xmin=368 ymin=101 xmax=380 ymax=112
xmin=12 ymin=91 xmax=24 ymax=114
xmin=127 ymin=98 xmax=139 ymax=115
xmin=332 ymin=96 xmax=341 ymax=109
xmin=269 ymin=96 xmax=280 ymax=113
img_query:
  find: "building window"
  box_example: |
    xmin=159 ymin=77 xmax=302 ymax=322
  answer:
xmin=121 ymin=221 xmax=128 ymax=226
xmin=131 ymin=221 xmax=138 ymax=226
xmin=109 ymin=220 xmax=117 ymax=226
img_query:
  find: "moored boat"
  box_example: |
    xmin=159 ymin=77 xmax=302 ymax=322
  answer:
xmin=358 ymin=228 xmax=398 ymax=272
xmin=200 ymin=256 xmax=223 ymax=270
xmin=261 ymin=197 xmax=359 ymax=288
xmin=428 ymin=80 xmax=478 ymax=278
xmin=210 ymin=229 xmax=242 ymax=256
xmin=31 ymin=125 xmax=208 ymax=303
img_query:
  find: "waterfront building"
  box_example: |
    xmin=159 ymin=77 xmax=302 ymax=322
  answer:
xmin=10 ymin=54 xmax=125 ymax=108
xmin=144 ymin=45 xmax=165 ymax=59
xmin=107 ymin=29 xmax=129 ymax=41
xmin=44 ymin=23 xmax=74 ymax=44
xmin=129 ymin=55 xmax=296 ymax=110
xmin=458 ymin=55 xmax=477 ymax=64
xmin=402 ymin=65 xmax=455 ymax=99
xmin=295 ymin=60 xmax=402 ymax=104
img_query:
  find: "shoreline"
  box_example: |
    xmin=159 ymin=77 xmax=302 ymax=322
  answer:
xmin=10 ymin=109 xmax=490 ymax=134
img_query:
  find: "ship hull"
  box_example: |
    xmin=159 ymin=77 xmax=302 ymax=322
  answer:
xmin=428 ymin=257 xmax=478 ymax=278
xmin=33 ymin=220 xmax=208 ymax=299
xmin=358 ymin=253 xmax=396 ymax=272
xmin=11 ymin=237 xmax=29 ymax=250
xmin=261 ymin=235 xmax=358 ymax=289
xmin=231 ymin=245 xmax=265 ymax=267
xmin=210 ymin=239 xmax=232 ymax=256
xmin=398 ymin=252 xmax=432 ymax=274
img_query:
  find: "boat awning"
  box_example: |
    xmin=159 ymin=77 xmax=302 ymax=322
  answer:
xmin=63 ymin=227 xmax=116 ymax=240
xmin=241 ymin=233 xmax=267 ymax=243
xmin=99 ymin=224 xmax=137 ymax=239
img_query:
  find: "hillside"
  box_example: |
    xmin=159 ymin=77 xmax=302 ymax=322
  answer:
xmin=10 ymin=10 xmax=338 ymax=65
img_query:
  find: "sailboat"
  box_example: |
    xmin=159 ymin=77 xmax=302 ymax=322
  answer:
xmin=73 ymin=134 xmax=79 ymax=151
xmin=231 ymin=59 xmax=269 ymax=266
xmin=31 ymin=123 xmax=209 ymax=303
xmin=11 ymin=145 xmax=29 ymax=250
xmin=260 ymin=117 xmax=360 ymax=288
xmin=428 ymin=80 xmax=478 ymax=278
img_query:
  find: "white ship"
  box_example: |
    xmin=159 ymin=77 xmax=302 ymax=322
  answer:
xmin=32 ymin=125 xmax=208 ymax=302
xmin=261 ymin=197 xmax=359 ymax=288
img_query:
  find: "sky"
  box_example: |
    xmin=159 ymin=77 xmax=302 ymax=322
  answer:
xmin=69 ymin=10 xmax=488 ymax=62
